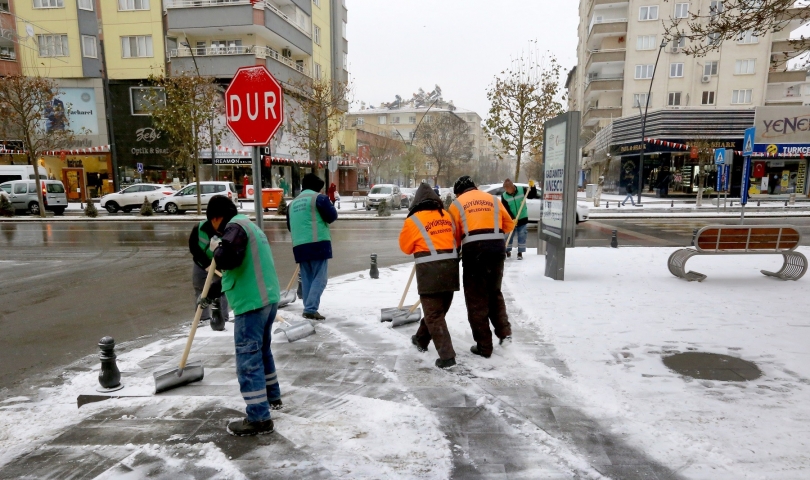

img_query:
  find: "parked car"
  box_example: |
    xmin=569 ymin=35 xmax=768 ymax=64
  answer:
xmin=100 ymin=184 xmax=175 ymax=213
xmin=0 ymin=179 xmax=68 ymax=215
xmin=365 ymin=184 xmax=401 ymax=210
xmin=157 ymin=181 xmax=239 ymax=214
xmin=479 ymin=183 xmax=590 ymax=224
xmin=399 ymin=188 xmax=416 ymax=208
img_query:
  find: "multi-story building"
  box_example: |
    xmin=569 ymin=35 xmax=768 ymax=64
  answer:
xmin=570 ymin=0 xmax=808 ymax=197
xmin=0 ymin=1 xmax=21 ymax=76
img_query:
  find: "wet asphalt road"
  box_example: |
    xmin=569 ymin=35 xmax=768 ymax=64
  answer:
xmin=1 ymin=216 xmax=810 ymax=390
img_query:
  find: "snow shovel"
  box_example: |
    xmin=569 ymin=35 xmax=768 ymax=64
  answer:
xmin=154 ymin=259 xmax=218 ymax=394
xmin=278 ymin=265 xmax=300 ymax=308
xmin=274 ymin=313 xmax=316 ymax=342
xmin=381 ymin=265 xmax=417 ymax=322
xmin=391 ymin=298 xmax=422 ymax=327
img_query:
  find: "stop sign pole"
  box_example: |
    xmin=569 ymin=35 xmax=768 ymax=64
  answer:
xmin=225 ymin=65 xmax=285 ymax=229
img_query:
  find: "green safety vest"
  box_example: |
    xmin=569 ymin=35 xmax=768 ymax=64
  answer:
xmin=197 ymin=221 xmax=214 ymax=260
xmin=503 ymin=186 xmax=528 ymax=221
xmin=221 ymin=214 xmax=281 ymax=315
xmin=289 ymin=190 xmax=332 ymax=248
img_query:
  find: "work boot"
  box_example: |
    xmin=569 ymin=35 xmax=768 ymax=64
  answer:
xmin=210 ymin=300 xmax=226 ymax=331
xmin=470 ymin=344 xmax=491 ymax=358
xmin=506 ymin=251 xmax=511 ymax=258
xmin=303 ymin=311 xmax=326 ymax=321
xmin=270 ymin=399 xmax=283 ymax=411
xmin=227 ymin=418 xmax=274 ymax=436
xmin=435 ymin=357 xmax=456 ymax=369
xmin=517 ymin=253 xmax=523 ymax=260
xmin=499 ymin=335 xmax=513 ymax=346
xmin=411 ymin=335 xmax=426 ymax=353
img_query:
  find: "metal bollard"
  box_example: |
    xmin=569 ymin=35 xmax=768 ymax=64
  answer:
xmin=296 ymin=271 xmax=303 ymax=299
xmin=730 ymin=201 xmax=734 ymax=207
xmin=610 ymin=230 xmax=618 ymax=248
xmin=757 ymin=200 xmax=761 ymax=207
xmin=785 ymin=200 xmax=789 ymax=207
xmin=671 ymin=200 xmax=674 ymax=208
xmin=370 ymin=253 xmax=379 ymax=279
xmin=691 ymin=228 xmax=698 ymax=247
xmin=617 ymin=201 xmax=621 ymax=208
xmin=606 ymin=201 xmax=609 ymax=208
xmin=97 ymin=336 xmax=123 ymax=392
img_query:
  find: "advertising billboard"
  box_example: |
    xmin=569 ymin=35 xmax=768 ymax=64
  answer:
xmin=753 ymin=106 xmax=810 ymax=155
xmin=46 ymin=88 xmax=99 ymax=135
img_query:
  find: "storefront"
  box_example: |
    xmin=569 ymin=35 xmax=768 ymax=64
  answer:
xmin=748 ymin=158 xmax=807 ymax=196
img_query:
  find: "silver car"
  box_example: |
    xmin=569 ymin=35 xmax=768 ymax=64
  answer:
xmin=0 ymin=179 xmax=68 ymax=215
xmin=158 ymin=181 xmax=239 ymax=214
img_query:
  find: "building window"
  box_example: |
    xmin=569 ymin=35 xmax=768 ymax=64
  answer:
xmin=37 ymin=34 xmax=69 ymax=57
xmin=633 ymin=93 xmax=651 ymax=108
xmin=314 ymin=62 xmax=322 ymax=80
xmin=425 ymin=161 xmax=432 ymax=170
xmin=409 ymin=116 xmax=416 ymax=124
xmin=708 ymin=32 xmax=721 ymax=45
xmin=673 ymin=35 xmax=686 ymax=50
xmin=635 ymin=64 xmax=654 ymax=79
xmin=637 ymin=35 xmax=656 ymax=50
xmin=732 ymin=89 xmax=753 ymax=104
xmin=342 ymin=21 xmax=347 ymax=39
xmin=33 ymin=0 xmax=63 ymax=7
xmin=313 ymin=0 xmax=320 ymax=6
xmin=392 ymin=117 xmax=401 ymax=124
xmin=378 ymin=115 xmax=386 ymax=125
xmin=121 ymin=36 xmax=153 ymax=58
xmin=735 ymin=59 xmax=755 ymax=74
xmin=356 ymin=117 xmax=364 ymax=126
xmin=668 ymin=92 xmax=682 ymax=106
xmin=738 ymin=30 xmax=759 ymax=44
xmin=209 ymin=40 xmax=242 ymax=54
xmin=674 ymin=3 xmax=689 ymax=18
xmin=710 ymin=1 xmax=724 ymax=18
xmin=423 ymin=115 xmax=432 ymax=124
xmin=704 ymin=61 xmax=719 ymax=76
xmin=195 ymin=41 xmax=206 ymax=56
xmin=314 ymin=25 xmax=321 ymax=45
xmin=78 ymin=0 xmax=93 ymax=11
xmin=639 ymin=5 xmax=658 ymax=21
xmin=670 ymin=63 xmax=684 ymax=78
xmin=130 ymin=87 xmax=165 ymax=115
xmin=81 ymin=35 xmax=97 ymax=58
xmin=343 ymin=52 xmax=348 ymax=70
xmin=701 ymin=91 xmax=716 ymax=105
xmin=409 ymin=131 xmax=416 ymax=141
xmin=118 ymin=0 xmax=149 ymax=10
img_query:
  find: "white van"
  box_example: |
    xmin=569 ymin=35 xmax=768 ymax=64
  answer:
xmin=0 ymin=165 xmax=49 ymax=184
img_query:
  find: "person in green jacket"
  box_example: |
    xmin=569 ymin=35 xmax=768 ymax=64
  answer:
xmin=501 ymin=179 xmax=539 ymax=260
xmin=204 ymin=196 xmax=282 ymax=436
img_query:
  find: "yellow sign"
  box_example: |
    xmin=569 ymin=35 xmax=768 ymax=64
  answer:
xmin=781 ymin=170 xmax=790 ymax=188
xmin=767 ymin=144 xmax=779 ymax=155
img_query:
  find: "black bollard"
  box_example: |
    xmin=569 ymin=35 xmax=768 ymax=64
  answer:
xmin=671 ymin=200 xmax=674 ymax=208
xmin=370 ymin=253 xmax=380 ymax=279
xmin=97 ymin=336 xmax=123 ymax=392
xmin=691 ymin=228 xmax=698 ymax=247
xmin=785 ymin=200 xmax=788 ymax=207
xmin=617 ymin=201 xmax=621 ymax=208
xmin=606 ymin=201 xmax=609 ymax=208
xmin=757 ymin=200 xmax=761 ymax=207
xmin=610 ymin=230 xmax=618 ymax=248
xmin=296 ymin=270 xmax=303 ymax=299
xmin=730 ymin=201 xmax=734 ymax=207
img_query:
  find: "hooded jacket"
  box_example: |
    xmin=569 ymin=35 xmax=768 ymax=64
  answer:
xmin=399 ymin=184 xmax=460 ymax=295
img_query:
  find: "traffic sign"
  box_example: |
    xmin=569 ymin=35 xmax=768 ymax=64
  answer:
xmin=743 ymin=127 xmax=755 ymax=156
xmin=714 ymin=148 xmax=726 ymax=166
xmin=225 ymin=66 xmax=284 ymax=146
xmin=136 ymin=162 xmax=144 ymax=174
xmin=741 ymin=155 xmax=752 ymax=206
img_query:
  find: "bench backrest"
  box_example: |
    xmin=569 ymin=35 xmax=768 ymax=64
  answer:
xmin=695 ymin=225 xmax=801 ymax=253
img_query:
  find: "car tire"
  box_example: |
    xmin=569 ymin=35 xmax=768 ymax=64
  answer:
xmin=28 ymin=202 xmax=40 ymax=215
xmin=53 ymin=208 xmax=65 ymax=216
xmin=105 ymin=202 xmax=119 ymax=214
xmin=165 ymin=202 xmax=178 ymax=214
xmin=152 ymin=200 xmax=159 ymax=210
xmin=122 ymin=207 xmax=132 ymax=213
xmin=576 ymin=215 xmax=581 ymax=224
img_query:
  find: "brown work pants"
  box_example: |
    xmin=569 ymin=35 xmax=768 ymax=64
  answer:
xmin=462 ymin=253 xmax=511 ymax=357
xmin=414 ymin=292 xmax=456 ymax=360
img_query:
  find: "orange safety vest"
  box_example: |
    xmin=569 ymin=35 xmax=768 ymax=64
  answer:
xmin=399 ymin=209 xmax=458 ymax=264
xmin=449 ymin=189 xmax=514 ymax=245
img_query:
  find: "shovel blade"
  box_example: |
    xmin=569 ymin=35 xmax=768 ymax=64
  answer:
xmin=391 ymin=308 xmax=422 ymax=327
xmin=277 ymin=289 xmax=297 ymax=308
xmin=380 ymin=305 xmax=416 ymax=322
xmin=274 ymin=320 xmax=316 ymax=342
xmin=153 ymin=361 xmax=204 ymax=394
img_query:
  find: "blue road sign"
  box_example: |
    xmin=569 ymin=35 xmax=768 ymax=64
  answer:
xmin=714 ymin=148 xmax=726 ymax=165
xmin=741 ymin=155 xmax=752 ymax=205
xmin=743 ymin=127 xmax=755 ymax=156
xmin=716 ymin=165 xmax=730 ymax=192
xmin=136 ymin=162 xmax=144 ymax=174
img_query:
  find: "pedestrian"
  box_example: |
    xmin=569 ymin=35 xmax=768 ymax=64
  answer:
xmin=621 ymin=181 xmax=635 ymax=206
xmin=448 ymin=176 xmax=515 ymax=359
xmin=328 ymin=182 xmax=337 ymax=205
xmin=279 ymin=177 xmax=289 ymax=197
xmin=501 ymin=179 xmax=538 ymax=260
xmin=399 ymin=183 xmax=459 ymax=369
xmin=188 ymin=219 xmax=229 ymax=331
xmin=204 ymin=196 xmax=282 ymax=436
xmin=433 ymin=184 xmax=440 ymax=196
xmin=286 ymin=173 xmax=338 ymax=320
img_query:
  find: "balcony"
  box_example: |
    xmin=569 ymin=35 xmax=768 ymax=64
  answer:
xmin=584 ymin=75 xmax=624 ymax=98
xmin=588 ymin=17 xmax=627 ymax=37
xmin=169 ymin=45 xmax=311 ymax=83
xmin=583 ymin=106 xmax=622 ymax=126
xmin=585 ymin=49 xmax=625 ymax=72
xmin=768 ymin=70 xmax=806 ymax=84
xmin=588 ymin=0 xmax=629 ymax=19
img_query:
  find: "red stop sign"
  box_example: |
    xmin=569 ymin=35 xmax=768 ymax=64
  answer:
xmin=225 ymin=66 xmax=284 ymax=146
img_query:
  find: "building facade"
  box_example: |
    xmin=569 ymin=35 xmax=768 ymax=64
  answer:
xmin=570 ymin=0 xmax=808 ymax=197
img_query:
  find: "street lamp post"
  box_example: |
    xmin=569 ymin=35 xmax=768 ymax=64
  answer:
xmin=637 ymin=39 xmax=668 ymax=205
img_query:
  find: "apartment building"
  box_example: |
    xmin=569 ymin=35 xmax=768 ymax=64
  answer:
xmin=0 ymin=1 xmax=21 ymax=76
xmin=570 ymin=0 xmax=807 ymax=197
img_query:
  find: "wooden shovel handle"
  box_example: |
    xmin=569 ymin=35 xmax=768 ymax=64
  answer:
xmin=398 ymin=265 xmax=416 ymax=309
xmin=284 ymin=264 xmax=300 ymax=291
xmin=407 ymin=298 xmax=421 ymax=314
xmin=179 ymin=258 xmax=218 ymax=371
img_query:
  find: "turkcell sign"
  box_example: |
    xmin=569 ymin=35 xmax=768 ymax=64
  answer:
xmin=542 ymin=121 xmax=567 ymax=239
xmin=753 ymin=106 xmax=810 ymax=155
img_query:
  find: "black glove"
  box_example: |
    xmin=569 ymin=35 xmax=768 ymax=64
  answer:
xmin=197 ymin=296 xmax=213 ymax=309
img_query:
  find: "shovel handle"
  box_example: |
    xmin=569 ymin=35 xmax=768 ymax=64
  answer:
xmin=505 ymin=192 xmax=528 ymax=247
xmin=179 ymin=258 xmax=218 ymax=371
xmin=284 ymin=264 xmax=300 ymax=292
xmin=407 ymin=298 xmax=421 ymax=314
xmin=397 ymin=265 xmax=416 ymax=309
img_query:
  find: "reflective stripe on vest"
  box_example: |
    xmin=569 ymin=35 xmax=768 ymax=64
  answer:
xmin=453 ymin=195 xmax=504 ymax=245
xmin=231 ymin=217 xmax=271 ymax=307
xmin=409 ymin=215 xmax=458 ymax=264
xmin=197 ymin=220 xmax=213 ymax=260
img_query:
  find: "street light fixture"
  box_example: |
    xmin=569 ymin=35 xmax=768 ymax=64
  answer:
xmin=637 ymin=39 xmax=668 ymax=205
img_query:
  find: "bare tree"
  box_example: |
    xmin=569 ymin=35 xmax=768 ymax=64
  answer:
xmin=397 ymin=145 xmax=424 ymax=187
xmin=148 ymin=73 xmax=222 ymax=215
xmin=285 ymin=77 xmax=351 ymax=176
xmin=663 ymin=1 xmax=810 ymax=68
xmin=485 ymin=50 xmax=565 ymax=180
xmin=0 ymin=76 xmax=78 ymax=217
xmin=416 ymin=112 xmax=474 ymax=186
xmin=366 ymin=134 xmax=404 ymax=184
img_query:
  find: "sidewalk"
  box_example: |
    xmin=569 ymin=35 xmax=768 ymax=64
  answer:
xmin=2 ymin=249 xmax=809 ymax=478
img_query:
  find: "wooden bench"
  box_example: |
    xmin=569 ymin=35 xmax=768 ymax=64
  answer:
xmin=668 ymin=225 xmax=807 ymax=282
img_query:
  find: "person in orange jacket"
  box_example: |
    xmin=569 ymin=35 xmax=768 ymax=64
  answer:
xmin=399 ymin=183 xmax=459 ymax=369
xmin=448 ymin=176 xmax=514 ymax=358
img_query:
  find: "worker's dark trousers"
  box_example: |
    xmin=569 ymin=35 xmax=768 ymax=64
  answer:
xmin=462 ymin=253 xmax=511 ymax=356
xmin=414 ymin=292 xmax=456 ymax=360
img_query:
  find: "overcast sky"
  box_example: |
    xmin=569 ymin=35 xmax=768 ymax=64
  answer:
xmin=346 ymin=0 xmax=579 ymax=118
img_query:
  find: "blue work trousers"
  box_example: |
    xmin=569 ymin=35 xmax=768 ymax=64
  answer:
xmin=506 ymin=223 xmax=528 ymax=253
xmin=234 ymin=303 xmax=280 ymax=422
xmin=300 ymin=259 xmax=328 ymax=314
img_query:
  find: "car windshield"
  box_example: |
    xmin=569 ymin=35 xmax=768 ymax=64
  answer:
xmin=370 ymin=186 xmax=392 ymax=194
xmin=46 ymin=183 xmax=65 ymax=193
